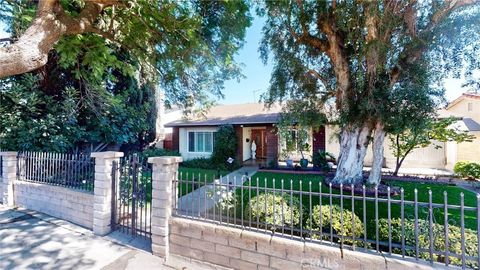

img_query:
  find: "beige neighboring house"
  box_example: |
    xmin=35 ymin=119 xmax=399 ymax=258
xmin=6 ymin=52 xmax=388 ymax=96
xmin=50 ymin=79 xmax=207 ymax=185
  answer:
xmin=441 ymin=92 xmax=480 ymax=169
xmin=325 ymin=92 xmax=480 ymax=172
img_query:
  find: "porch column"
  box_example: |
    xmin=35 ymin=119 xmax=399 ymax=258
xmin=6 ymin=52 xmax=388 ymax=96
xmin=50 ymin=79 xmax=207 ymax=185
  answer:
xmin=1 ymin=152 xmax=17 ymax=206
xmin=148 ymin=156 xmax=182 ymax=259
xmin=91 ymin=151 xmax=124 ymax=236
xmin=266 ymin=125 xmax=279 ymax=164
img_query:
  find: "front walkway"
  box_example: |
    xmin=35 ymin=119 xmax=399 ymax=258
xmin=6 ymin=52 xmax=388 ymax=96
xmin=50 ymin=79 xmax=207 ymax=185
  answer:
xmin=176 ymin=166 xmax=258 ymax=216
xmin=0 ymin=206 xmax=179 ymax=270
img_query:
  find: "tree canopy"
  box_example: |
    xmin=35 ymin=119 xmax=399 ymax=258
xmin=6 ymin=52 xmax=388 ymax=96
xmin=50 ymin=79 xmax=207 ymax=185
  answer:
xmin=0 ymin=0 xmax=252 ymax=108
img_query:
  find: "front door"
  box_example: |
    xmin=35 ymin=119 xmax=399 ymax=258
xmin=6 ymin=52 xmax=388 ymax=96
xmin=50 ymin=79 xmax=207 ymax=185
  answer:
xmin=251 ymin=129 xmax=266 ymax=159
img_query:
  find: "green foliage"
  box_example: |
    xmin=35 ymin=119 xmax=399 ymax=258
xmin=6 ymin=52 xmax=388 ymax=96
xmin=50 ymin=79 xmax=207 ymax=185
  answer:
xmin=277 ymin=121 xmax=310 ymax=160
xmin=307 ymin=205 xmax=363 ymax=244
xmin=245 ymin=193 xmax=302 ymax=229
xmin=454 ymin=161 xmax=480 ymax=180
xmin=0 ymin=74 xmax=83 ymax=152
xmin=312 ymin=151 xmax=335 ymax=172
xmin=1 ymin=0 xmax=252 ymax=109
xmin=379 ymin=218 xmax=478 ymax=268
xmin=211 ymin=125 xmax=238 ymax=170
xmin=140 ymin=148 xmax=181 ymax=160
xmin=389 ymin=117 xmax=475 ymax=174
xmin=0 ymin=60 xmax=156 ymax=151
xmin=181 ymin=157 xmax=240 ymax=172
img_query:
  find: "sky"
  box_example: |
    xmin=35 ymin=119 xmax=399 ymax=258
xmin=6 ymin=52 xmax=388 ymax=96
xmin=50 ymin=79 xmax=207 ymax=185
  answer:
xmin=0 ymin=16 xmax=471 ymax=104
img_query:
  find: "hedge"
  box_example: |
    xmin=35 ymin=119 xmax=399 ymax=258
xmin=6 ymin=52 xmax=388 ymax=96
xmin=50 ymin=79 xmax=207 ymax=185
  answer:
xmin=379 ymin=218 xmax=478 ymax=268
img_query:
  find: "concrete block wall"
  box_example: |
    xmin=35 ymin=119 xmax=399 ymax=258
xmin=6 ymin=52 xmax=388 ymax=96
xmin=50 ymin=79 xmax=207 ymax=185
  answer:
xmin=0 ymin=151 xmax=122 ymax=233
xmin=168 ymin=217 xmax=450 ymax=270
xmin=14 ymin=181 xmax=94 ymax=229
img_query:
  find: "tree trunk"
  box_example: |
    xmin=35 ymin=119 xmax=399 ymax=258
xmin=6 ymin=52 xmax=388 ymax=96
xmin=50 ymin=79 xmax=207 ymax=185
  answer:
xmin=367 ymin=123 xmax=386 ymax=185
xmin=333 ymin=125 xmax=371 ymax=185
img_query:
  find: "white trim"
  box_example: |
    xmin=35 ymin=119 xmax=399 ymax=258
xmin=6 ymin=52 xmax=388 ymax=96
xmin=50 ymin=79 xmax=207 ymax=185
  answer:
xmin=187 ymin=130 xmax=215 ymax=154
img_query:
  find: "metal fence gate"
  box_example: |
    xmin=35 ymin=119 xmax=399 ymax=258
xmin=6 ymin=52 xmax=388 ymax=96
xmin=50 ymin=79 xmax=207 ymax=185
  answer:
xmin=111 ymin=154 xmax=152 ymax=238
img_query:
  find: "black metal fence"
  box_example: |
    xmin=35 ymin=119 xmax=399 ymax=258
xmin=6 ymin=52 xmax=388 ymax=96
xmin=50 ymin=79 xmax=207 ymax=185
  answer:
xmin=174 ymin=175 xmax=480 ymax=269
xmin=16 ymin=152 xmax=95 ymax=192
xmin=111 ymin=154 xmax=152 ymax=238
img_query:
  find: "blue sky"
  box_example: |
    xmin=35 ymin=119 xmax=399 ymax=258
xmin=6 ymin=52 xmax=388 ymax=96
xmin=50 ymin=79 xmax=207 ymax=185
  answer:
xmin=0 ymin=17 xmax=468 ymax=104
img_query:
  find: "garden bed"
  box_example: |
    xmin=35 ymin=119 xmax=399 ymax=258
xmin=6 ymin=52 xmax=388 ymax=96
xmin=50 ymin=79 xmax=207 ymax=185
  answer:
xmin=324 ymin=178 xmax=401 ymax=197
xmin=258 ymin=168 xmax=327 ymax=175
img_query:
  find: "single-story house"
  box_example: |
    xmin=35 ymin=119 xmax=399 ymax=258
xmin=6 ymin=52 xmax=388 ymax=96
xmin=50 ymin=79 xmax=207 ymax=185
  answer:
xmin=164 ymin=103 xmax=326 ymax=165
xmin=163 ymin=92 xmax=480 ymax=171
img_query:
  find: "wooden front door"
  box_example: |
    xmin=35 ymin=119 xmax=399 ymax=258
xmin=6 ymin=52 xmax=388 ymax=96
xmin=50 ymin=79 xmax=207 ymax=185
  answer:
xmin=251 ymin=129 xmax=266 ymax=159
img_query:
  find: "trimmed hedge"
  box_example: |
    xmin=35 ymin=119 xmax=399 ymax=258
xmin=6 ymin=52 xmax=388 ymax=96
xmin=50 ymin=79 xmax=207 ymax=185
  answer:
xmin=454 ymin=161 xmax=480 ymax=180
xmin=181 ymin=157 xmax=240 ymax=172
xmin=307 ymin=204 xmax=363 ymax=243
xmin=379 ymin=218 xmax=478 ymax=268
xmin=245 ymin=193 xmax=302 ymax=229
xmin=141 ymin=148 xmax=180 ymax=159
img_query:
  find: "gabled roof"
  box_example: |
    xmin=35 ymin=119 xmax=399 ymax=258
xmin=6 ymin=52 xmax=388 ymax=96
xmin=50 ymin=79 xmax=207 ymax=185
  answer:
xmin=446 ymin=92 xmax=480 ymax=110
xmin=165 ymin=103 xmax=282 ymax=127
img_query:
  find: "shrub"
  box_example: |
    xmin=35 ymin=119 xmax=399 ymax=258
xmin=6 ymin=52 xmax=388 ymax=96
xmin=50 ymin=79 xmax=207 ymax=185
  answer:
xmin=141 ymin=147 xmax=180 ymax=159
xmin=211 ymin=125 xmax=238 ymax=170
xmin=181 ymin=157 xmax=240 ymax=172
xmin=312 ymin=151 xmax=335 ymax=172
xmin=379 ymin=218 xmax=478 ymax=268
xmin=454 ymin=161 xmax=480 ymax=180
xmin=245 ymin=193 xmax=302 ymax=229
xmin=307 ymin=205 xmax=363 ymax=243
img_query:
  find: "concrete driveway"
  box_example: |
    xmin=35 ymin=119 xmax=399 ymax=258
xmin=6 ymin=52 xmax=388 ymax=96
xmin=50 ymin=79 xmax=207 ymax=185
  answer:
xmin=0 ymin=205 xmax=170 ymax=270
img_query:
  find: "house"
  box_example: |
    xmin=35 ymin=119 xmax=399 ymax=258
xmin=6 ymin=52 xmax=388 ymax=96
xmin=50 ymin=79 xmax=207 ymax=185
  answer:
xmin=164 ymin=92 xmax=479 ymax=171
xmin=164 ymin=103 xmax=326 ymax=165
xmin=441 ymin=92 xmax=480 ymax=169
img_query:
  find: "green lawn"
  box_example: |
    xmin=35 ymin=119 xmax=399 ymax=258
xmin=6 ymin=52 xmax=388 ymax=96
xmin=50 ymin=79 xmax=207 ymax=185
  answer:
xmin=142 ymin=167 xmax=229 ymax=200
xmin=238 ymin=172 xmax=478 ymax=234
xmin=177 ymin=167 xmax=229 ymax=196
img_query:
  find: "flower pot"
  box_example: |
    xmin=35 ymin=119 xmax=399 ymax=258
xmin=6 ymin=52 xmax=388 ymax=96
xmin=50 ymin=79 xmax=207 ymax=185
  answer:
xmin=286 ymin=159 xmax=294 ymax=167
xmin=300 ymin=158 xmax=308 ymax=168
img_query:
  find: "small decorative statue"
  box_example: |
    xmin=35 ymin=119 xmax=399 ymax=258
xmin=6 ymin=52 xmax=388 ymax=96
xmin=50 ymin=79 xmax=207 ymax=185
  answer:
xmin=251 ymin=140 xmax=257 ymax=160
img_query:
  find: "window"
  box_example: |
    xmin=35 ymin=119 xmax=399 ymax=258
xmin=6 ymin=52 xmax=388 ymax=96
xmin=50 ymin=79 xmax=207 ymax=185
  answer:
xmin=468 ymin=102 xmax=473 ymax=112
xmin=188 ymin=131 xmax=215 ymax=153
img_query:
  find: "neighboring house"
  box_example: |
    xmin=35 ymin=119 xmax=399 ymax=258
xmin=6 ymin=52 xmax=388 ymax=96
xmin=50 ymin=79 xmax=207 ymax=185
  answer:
xmin=164 ymin=103 xmax=327 ymax=164
xmin=441 ymin=92 xmax=480 ymax=169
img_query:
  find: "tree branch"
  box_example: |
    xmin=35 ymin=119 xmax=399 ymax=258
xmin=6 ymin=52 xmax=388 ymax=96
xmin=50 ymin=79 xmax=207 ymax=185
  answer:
xmin=0 ymin=0 xmax=120 ymax=78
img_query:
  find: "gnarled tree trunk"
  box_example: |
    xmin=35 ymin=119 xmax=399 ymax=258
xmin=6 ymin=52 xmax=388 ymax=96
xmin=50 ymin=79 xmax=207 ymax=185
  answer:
xmin=367 ymin=123 xmax=386 ymax=185
xmin=333 ymin=125 xmax=372 ymax=185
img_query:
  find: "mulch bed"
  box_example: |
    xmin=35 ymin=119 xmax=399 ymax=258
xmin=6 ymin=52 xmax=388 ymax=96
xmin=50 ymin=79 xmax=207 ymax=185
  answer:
xmin=324 ymin=177 xmax=401 ymax=197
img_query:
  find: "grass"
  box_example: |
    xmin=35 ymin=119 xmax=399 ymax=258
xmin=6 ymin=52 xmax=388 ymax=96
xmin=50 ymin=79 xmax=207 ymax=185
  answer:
xmin=141 ymin=167 xmax=229 ymax=201
xmin=177 ymin=167 xmax=229 ymax=196
xmin=238 ymin=172 xmax=478 ymax=235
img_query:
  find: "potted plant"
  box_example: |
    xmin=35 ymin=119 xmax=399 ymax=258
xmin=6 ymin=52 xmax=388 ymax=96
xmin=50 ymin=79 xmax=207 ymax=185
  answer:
xmin=282 ymin=139 xmax=296 ymax=168
xmin=312 ymin=150 xmax=336 ymax=172
xmin=297 ymin=128 xmax=310 ymax=169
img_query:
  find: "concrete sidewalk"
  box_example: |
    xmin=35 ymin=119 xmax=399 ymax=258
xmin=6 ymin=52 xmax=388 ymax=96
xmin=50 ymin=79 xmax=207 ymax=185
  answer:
xmin=176 ymin=166 xmax=258 ymax=216
xmin=0 ymin=205 xmax=222 ymax=270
